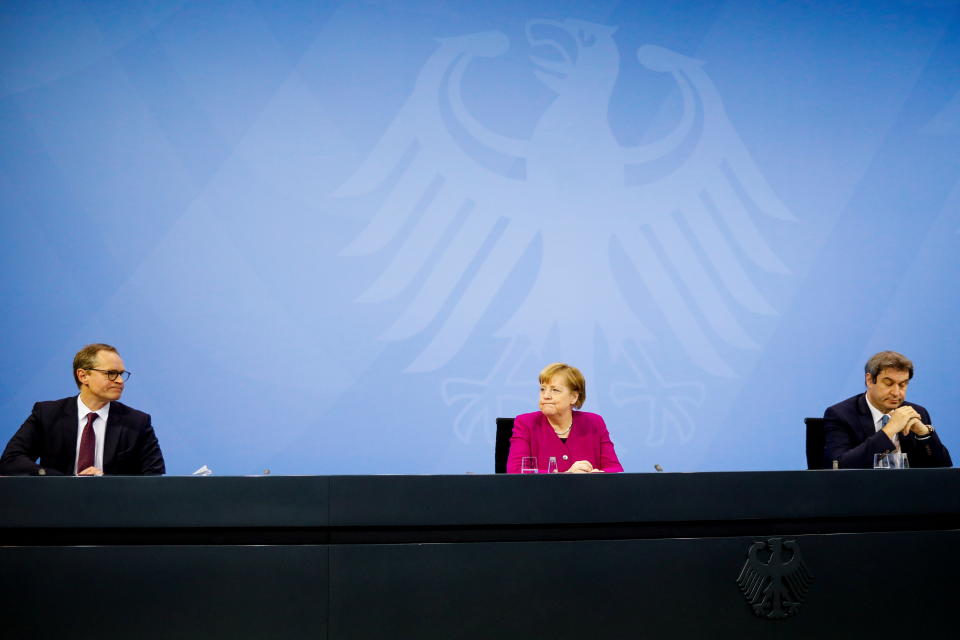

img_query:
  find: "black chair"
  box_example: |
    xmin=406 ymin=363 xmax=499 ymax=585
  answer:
xmin=804 ymin=417 xmax=826 ymax=469
xmin=495 ymin=417 xmax=515 ymax=473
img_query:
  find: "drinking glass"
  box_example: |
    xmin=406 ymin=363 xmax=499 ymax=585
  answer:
xmin=874 ymin=452 xmax=909 ymax=469
xmin=520 ymin=457 xmax=538 ymax=474
xmin=547 ymin=457 xmax=558 ymax=474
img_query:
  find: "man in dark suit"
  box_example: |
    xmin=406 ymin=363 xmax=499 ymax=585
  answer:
xmin=823 ymin=350 xmax=951 ymax=469
xmin=0 ymin=343 xmax=165 ymax=476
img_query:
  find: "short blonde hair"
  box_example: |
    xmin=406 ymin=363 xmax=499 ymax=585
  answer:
xmin=539 ymin=362 xmax=586 ymax=409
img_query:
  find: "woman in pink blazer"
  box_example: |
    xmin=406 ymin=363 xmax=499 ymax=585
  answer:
xmin=506 ymin=362 xmax=623 ymax=473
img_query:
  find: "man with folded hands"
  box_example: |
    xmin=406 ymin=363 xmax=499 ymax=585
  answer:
xmin=823 ymin=350 xmax=951 ymax=469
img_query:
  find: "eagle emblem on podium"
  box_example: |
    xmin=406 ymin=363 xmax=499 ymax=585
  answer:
xmin=737 ymin=537 xmax=813 ymax=619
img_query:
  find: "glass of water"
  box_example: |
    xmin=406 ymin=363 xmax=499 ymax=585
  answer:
xmin=874 ymin=452 xmax=909 ymax=469
xmin=520 ymin=457 xmax=538 ymax=474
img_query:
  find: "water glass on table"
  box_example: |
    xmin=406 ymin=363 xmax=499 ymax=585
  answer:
xmin=520 ymin=457 xmax=538 ymax=474
xmin=873 ymin=452 xmax=909 ymax=469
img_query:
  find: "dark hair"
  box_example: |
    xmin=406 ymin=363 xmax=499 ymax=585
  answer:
xmin=864 ymin=350 xmax=913 ymax=382
xmin=73 ymin=343 xmax=119 ymax=388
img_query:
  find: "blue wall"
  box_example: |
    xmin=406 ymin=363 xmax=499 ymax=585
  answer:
xmin=2 ymin=0 xmax=958 ymax=474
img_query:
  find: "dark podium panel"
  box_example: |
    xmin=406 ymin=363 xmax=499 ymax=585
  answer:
xmin=2 ymin=470 xmax=958 ymax=639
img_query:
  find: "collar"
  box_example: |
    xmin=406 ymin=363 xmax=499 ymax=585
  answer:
xmin=864 ymin=394 xmax=889 ymax=429
xmin=77 ymin=394 xmax=111 ymax=424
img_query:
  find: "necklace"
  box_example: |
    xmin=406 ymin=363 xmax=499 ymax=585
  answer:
xmin=553 ymin=420 xmax=573 ymax=437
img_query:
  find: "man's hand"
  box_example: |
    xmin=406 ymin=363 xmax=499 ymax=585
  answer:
xmin=905 ymin=417 xmax=933 ymax=437
xmin=77 ymin=466 xmax=103 ymax=476
xmin=566 ymin=460 xmax=595 ymax=473
xmin=882 ymin=406 xmax=921 ymax=440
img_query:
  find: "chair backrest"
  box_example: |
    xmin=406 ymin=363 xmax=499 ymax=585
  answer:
xmin=495 ymin=417 xmax=515 ymax=473
xmin=804 ymin=417 xmax=826 ymax=469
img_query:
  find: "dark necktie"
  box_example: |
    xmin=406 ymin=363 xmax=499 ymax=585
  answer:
xmin=77 ymin=412 xmax=97 ymax=473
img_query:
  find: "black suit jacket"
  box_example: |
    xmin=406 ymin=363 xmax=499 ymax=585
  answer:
xmin=0 ymin=396 xmax=165 ymax=476
xmin=823 ymin=393 xmax=952 ymax=469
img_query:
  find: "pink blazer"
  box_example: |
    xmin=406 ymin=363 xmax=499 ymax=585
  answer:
xmin=506 ymin=410 xmax=624 ymax=473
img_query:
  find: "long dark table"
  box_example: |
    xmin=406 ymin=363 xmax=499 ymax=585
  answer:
xmin=2 ymin=470 xmax=958 ymax=638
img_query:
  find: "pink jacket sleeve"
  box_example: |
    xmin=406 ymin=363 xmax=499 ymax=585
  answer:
xmin=595 ymin=415 xmax=624 ymax=473
xmin=505 ymin=413 xmax=532 ymax=474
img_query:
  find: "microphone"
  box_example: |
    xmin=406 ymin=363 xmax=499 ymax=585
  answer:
xmin=654 ymin=464 xmax=664 ymax=472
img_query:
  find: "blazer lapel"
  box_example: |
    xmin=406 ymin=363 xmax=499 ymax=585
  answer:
xmin=856 ymin=394 xmax=877 ymax=440
xmin=58 ymin=397 xmax=80 ymax=473
xmin=103 ymin=402 xmax=123 ymax=467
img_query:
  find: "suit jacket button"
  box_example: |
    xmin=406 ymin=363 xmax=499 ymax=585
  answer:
xmin=562 ymin=455 xmax=569 ymax=461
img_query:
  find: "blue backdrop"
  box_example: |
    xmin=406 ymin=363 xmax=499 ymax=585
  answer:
xmin=2 ymin=0 xmax=958 ymax=475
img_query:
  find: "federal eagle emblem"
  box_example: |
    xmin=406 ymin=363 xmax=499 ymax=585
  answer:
xmin=737 ymin=538 xmax=813 ymax=619
xmin=335 ymin=18 xmax=795 ymax=443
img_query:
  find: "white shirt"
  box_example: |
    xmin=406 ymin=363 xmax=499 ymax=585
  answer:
xmin=865 ymin=396 xmax=898 ymax=451
xmin=74 ymin=395 xmax=110 ymax=474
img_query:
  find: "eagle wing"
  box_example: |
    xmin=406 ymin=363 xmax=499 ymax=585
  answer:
xmin=781 ymin=541 xmax=814 ymax=603
xmin=736 ymin=541 xmax=770 ymax=603
xmin=336 ymin=32 xmax=531 ymax=370
xmin=623 ymin=46 xmax=794 ymax=377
